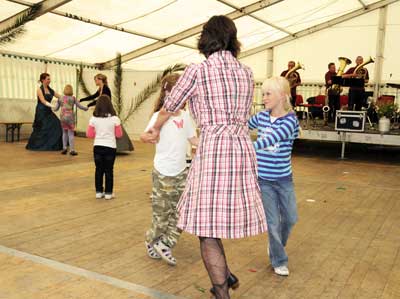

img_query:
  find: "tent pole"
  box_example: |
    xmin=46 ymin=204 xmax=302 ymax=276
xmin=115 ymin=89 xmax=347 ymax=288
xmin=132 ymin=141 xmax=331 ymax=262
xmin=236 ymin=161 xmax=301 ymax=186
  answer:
xmin=266 ymin=48 xmax=273 ymax=78
xmin=373 ymin=6 xmax=388 ymax=100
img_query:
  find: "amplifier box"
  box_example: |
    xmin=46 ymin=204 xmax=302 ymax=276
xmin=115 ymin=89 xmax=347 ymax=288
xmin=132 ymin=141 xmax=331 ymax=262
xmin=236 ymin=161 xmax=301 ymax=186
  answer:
xmin=335 ymin=110 xmax=366 ymax=132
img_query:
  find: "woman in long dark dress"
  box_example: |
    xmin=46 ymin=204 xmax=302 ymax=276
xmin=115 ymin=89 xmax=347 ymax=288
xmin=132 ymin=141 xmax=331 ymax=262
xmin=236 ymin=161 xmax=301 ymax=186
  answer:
xmin=79 ymin=73 xmax=111 ymax=108
xmin=26 ymin=73 xmax=63 ymax=151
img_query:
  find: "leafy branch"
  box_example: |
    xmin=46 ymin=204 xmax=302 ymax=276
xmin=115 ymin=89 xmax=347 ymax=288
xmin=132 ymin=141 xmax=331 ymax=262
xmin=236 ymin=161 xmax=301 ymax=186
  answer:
xmin=113 ymin=53 xmax=123 ymax=116
xmin=121 ymin=63 xmax=186 ymax=124
xmin=78 ymin=64 xmax=91 ymax=97
xmin=0 ymin=3 xmax=42 ymax=45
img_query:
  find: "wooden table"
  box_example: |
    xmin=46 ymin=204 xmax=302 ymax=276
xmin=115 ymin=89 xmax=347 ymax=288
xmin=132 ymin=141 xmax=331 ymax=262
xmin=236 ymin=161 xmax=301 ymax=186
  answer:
xmin=0 ymin=122 xmax=32 ymax=142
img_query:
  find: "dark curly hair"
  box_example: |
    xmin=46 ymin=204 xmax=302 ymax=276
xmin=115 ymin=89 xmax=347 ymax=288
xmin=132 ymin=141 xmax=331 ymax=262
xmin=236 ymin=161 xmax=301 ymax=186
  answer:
xmin=198 ymin=15 xmax=241 ymax=58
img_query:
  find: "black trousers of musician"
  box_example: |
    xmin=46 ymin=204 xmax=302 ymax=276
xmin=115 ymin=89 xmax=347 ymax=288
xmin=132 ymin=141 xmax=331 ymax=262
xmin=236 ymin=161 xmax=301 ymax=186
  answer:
xmin=94 ymin=145 xmax=116 ymax=194
xmin=328 ymin=94 xmax=340 ymax=122
xmin=348 ymin=88 xmax=365 ymax=111
xmin=290 ymin=92 xmax=297 ymax=107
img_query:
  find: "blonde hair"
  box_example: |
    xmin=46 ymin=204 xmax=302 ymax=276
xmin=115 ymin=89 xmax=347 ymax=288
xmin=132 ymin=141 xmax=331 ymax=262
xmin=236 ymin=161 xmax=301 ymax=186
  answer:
xmin=63 ymin=84 xmax=73 ymax=96
xmin=153 ymin=73 xmax=181 ymax=113
xmin=94 ymin=73 xmax=108 ymax=85
xmin=261 ymin=76 xmax=293 ymax=112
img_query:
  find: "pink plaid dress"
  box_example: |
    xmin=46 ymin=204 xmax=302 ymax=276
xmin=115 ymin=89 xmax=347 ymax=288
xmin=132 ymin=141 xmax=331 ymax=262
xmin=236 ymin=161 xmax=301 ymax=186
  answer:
xmin=164 ymin=51 xmax=267 ymax=239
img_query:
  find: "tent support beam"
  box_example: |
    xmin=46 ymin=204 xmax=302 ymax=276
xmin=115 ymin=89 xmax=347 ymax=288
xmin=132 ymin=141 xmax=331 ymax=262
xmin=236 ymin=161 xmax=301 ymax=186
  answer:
xmin=0 ymin=0 xmax=71 ymax=32
xmin=358 ymin=0 xmax=367 ymax=9
xmin=5 ymin=0 xmax=196 ymax=50
xmin=0 ymin=49 xmax=96 ymax=68
xmin=239 ymin=0 xmax=399 ymax=58
xmin=215 ymin=0 xmax=292 ymax=35
xmin=373 ymin=6 xmax=388 ymax=99
xmin=99 ymin=0 xmax=285 ymax=69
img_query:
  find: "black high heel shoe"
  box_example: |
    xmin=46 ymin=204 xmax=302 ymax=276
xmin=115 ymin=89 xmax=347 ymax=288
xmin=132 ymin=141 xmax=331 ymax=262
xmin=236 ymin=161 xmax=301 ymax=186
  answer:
xmin=210 ymin=273 xmax=239 ymax=296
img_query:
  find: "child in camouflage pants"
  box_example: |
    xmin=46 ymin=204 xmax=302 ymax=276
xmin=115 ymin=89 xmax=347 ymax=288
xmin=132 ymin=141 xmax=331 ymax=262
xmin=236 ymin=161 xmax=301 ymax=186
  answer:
xmin=141 ymin=73 xmax=198 ymax=266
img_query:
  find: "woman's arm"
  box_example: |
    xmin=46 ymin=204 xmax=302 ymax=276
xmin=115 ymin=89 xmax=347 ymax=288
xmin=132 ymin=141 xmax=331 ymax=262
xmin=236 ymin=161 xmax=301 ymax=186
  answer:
xmin=87 ymin=100 xmax=97 ymax=108
xmin=188 ymin=136 xmax=199 ymax=146
xmin=53 ymin=91 xmax=61 ymax=98
xmin=146 ymin=108 xmax=172 ymax=143
xmin=147 ymin=65 xmax=198 ymax=142
xmin=80 ymin=90 xmax=99 ymax=102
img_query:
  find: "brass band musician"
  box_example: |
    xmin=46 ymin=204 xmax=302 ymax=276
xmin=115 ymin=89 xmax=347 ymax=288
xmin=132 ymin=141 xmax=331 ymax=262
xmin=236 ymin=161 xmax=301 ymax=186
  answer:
xmin=342 ymin=56 xmax=370 ymax=111
xmin=325 ymin=62 xmax=340 ymax=122
xmin=281 ymin=60 xmax=301 ymax=107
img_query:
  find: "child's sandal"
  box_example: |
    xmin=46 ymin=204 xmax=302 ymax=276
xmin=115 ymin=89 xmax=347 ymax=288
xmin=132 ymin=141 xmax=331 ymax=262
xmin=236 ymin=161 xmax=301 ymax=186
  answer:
xmin=153 ymin=240 xmax=177 ymax=266
xmin=145 ymin=241 xmax=161 ymax=259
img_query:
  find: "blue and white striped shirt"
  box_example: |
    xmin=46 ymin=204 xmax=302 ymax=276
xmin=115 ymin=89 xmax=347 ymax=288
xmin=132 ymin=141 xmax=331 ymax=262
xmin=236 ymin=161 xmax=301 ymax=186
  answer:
xmin=248 ymin=110 xmax=299 ymax=181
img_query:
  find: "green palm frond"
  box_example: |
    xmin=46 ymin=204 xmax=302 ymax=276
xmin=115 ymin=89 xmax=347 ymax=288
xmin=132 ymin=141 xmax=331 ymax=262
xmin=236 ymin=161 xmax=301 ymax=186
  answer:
xmin=0 ymin=3 xmax=42 ymax=45
xmin=78 ymin=64 xmax=91 ymax=97
xmin=121 ymin=63 xmax=187 ymax=124
xmin=112 ymin=53 xmax=123 ymax=116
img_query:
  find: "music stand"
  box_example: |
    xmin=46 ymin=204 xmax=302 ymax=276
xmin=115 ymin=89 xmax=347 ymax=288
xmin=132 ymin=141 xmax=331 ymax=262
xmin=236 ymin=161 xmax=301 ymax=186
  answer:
xmin=331 ymin=76 xmax=364 ymax=87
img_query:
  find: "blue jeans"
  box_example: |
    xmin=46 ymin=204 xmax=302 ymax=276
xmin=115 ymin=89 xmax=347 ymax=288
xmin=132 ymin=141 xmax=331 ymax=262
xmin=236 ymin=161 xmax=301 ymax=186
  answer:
xmin=259 ymin=179 xmax=298 ymax=268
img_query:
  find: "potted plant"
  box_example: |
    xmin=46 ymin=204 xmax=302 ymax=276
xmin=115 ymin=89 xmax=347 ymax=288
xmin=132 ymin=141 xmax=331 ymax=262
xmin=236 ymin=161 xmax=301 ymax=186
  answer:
xmin=375 ymin=102 xmax=398 ymax=133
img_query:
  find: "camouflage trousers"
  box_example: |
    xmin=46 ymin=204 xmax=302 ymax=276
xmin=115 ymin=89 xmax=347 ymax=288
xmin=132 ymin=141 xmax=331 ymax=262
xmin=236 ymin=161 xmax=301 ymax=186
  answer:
xmin=145 ymin=168 xmax=187 ymax=248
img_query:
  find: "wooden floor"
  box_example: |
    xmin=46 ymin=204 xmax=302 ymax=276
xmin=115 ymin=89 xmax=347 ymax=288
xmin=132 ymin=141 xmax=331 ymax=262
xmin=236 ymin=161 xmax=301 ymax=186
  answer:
xmin=0 ymin=138 xmax=399 ymax=299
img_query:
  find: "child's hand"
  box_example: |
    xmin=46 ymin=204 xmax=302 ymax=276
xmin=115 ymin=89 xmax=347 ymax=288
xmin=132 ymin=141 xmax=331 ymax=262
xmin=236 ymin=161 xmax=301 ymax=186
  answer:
xmin=146 ymin=127 xmax=160 ymax=144
xmin=140 ymin=131 xmax=159 ymax=143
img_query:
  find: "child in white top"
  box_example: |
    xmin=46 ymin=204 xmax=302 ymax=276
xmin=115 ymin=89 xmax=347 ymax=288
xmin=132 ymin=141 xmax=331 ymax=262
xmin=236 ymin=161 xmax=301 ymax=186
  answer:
xmin=141 ymin=73 xmax=198 ymax=266
xmin=86 ymin=95 xmax=123 ymax=200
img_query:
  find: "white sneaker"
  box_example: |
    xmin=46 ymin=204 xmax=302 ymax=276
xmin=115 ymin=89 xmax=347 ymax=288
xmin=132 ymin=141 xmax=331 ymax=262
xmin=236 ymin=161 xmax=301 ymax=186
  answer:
xmin=104 ymin=193 xmax=114 ymax=200
xmin=96 ymin=192 xmax=104 ymax=199
xmin=274 ymin=265 xmax=289 ymax=276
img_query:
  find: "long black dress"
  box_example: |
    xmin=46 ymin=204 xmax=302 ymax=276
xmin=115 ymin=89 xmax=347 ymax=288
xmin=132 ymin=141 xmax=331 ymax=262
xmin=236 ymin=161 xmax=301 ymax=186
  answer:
xmin=80 ymin=85 xmax=134 ymax=152
xmin=26 ymin=85 xmax=62 ymax=151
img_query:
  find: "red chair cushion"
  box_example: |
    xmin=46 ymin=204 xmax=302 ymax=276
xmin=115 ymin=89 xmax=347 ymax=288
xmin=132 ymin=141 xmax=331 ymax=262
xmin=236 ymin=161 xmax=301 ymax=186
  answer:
xmin=295 ymin=95 xmax=303 ymax=105
xmin=315 ymin=95 xmax=326 ymax=106
xmin=340 ymin=95 xmax=348 ymax=108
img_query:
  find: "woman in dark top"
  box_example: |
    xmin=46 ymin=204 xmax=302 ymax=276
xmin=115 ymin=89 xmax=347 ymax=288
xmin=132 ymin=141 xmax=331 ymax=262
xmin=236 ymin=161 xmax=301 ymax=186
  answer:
xmin=80 ymin=73 xmax=111 ymax=108
xmin=26 ymin=73 xmax=63 ymax=151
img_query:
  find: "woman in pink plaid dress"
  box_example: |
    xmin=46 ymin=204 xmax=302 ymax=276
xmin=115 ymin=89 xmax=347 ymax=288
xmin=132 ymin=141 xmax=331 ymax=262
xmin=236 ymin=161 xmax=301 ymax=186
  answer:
xmin=146 ymin=16 xmax=267 ymax=299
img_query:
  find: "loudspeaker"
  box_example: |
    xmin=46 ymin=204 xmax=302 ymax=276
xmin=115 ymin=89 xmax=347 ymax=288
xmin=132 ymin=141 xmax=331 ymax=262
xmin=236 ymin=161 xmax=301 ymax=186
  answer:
xmin=335 ymin=110 xmax=366 ymax=132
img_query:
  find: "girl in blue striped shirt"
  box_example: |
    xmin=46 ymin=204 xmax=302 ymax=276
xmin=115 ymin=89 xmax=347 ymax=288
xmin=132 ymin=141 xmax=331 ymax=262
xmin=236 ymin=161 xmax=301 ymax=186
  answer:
xmin=249 ymin=76 xmax=299 ymax=276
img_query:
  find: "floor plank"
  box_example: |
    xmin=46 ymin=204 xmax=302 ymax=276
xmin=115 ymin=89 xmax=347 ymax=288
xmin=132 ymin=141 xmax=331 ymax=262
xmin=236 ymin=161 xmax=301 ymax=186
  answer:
xmin=0 ymin=138 xmax=399 ymax=298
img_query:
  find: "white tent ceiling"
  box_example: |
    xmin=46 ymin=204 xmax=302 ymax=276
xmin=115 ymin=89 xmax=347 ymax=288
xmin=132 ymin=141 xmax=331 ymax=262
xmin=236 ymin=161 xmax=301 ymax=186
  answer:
xmin=0 ymin=0 xmax=396 ymax=70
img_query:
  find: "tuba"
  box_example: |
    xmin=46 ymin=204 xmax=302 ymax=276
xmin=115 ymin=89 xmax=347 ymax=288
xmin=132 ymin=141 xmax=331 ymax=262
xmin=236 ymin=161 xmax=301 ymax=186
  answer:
xmin=353 ymin=56 xmax=374 ymax=79
xmin=330 ymin=56 xmax=352 ymax=94
xmin=285 ymin=62 xmax=304 ymax=88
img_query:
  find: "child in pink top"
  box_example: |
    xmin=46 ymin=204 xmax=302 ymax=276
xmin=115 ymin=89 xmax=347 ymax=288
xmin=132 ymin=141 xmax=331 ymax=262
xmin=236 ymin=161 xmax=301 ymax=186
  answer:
xmin=86 ymin=95 xmax=123 ymax=200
